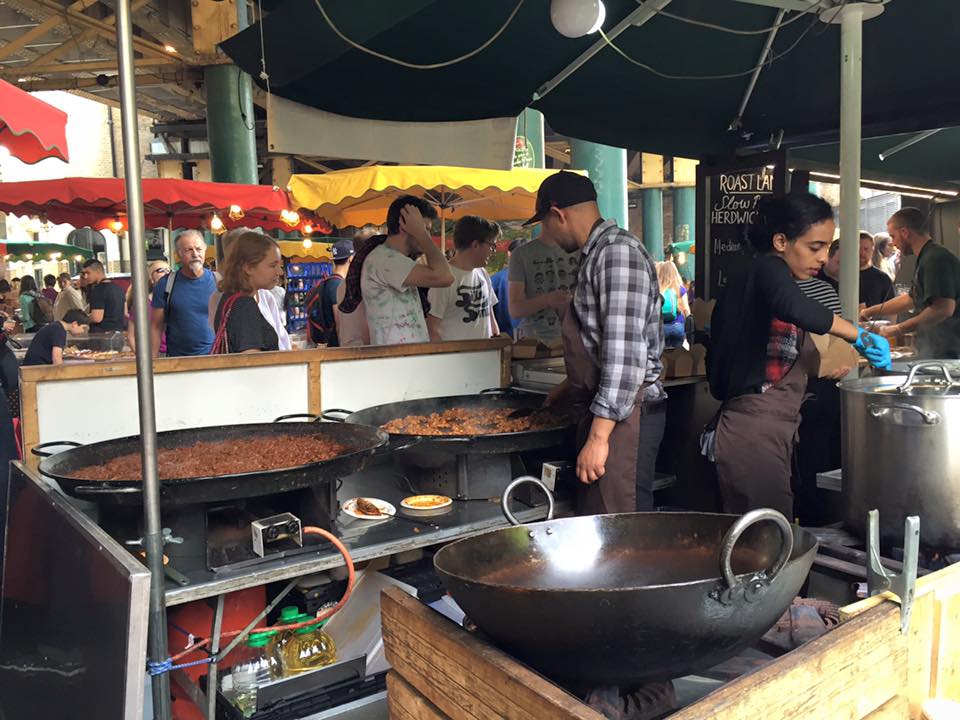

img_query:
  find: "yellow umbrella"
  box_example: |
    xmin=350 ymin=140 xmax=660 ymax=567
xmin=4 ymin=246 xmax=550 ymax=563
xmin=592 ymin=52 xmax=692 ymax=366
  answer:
xmin=288 ymin=166 xmax=585 ymax=250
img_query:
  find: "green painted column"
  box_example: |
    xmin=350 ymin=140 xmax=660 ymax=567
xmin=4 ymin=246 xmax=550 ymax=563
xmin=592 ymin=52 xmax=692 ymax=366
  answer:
xmin=205 ymin=64 xmax=258 ymax=184
xmin=568 ymin=138 xmax=628 ymax=230
xmin=514 ymin=108 xmax=545 ymax=168
xmin=641 ymin=189 xmax=664 ymax=261
xmin=672 ymin=187 xmax=696 ymax=281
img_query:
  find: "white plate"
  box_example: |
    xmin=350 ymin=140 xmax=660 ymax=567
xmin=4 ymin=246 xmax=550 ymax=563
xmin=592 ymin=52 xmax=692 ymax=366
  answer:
xmin=400 ymin=495 xmax=453 ymax=511
xmin=342 ymin=497 xmax=396 ymax=520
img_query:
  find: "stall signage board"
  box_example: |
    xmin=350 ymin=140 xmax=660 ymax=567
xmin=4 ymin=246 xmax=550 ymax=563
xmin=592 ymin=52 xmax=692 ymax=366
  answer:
xmin=695 ymin=151 xmax=786 ymax=301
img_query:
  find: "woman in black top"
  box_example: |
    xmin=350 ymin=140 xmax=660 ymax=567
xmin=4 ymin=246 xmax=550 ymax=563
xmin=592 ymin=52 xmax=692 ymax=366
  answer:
xmin=706 ymin=193 xmax=891 ymax=517
xmin=212 ymin=232 xmax=282 ymax=354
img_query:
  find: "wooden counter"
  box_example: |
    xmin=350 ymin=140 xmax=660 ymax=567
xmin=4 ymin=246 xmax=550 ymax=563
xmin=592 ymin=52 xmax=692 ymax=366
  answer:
xmin=382 ymin=560 xmax=960 ymax=719
xmin=19 ymin=338 xmax=511 ymax=469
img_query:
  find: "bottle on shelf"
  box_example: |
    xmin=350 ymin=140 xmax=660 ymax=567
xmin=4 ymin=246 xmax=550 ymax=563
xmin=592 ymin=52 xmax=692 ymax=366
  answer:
xmin=272 ymin=606 xmax=337 ymax=676
xmin=222 ymin=630 xmax=280 ymax=717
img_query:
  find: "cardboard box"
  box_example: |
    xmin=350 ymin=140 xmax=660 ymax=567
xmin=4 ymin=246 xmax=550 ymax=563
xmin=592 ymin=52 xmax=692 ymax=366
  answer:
xmin=662 ymin=348 xmax=694 ymax=378
xmin=512 ymin=338 xmax=563 ymax=359
xmin=689 ymin=343 xmax=707 ymax=376
xmin=810 ymin=333 xmax=859 ymax=377
xmin=691 ymin=298 xmax=715 ymax=332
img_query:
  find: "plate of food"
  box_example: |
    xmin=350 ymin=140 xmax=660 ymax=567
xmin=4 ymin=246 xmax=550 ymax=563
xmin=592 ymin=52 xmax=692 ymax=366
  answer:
xmin=343 ymin=497 xmax=396 ymax=520
xmin=401 ymin=494 xmax=453 ymax=511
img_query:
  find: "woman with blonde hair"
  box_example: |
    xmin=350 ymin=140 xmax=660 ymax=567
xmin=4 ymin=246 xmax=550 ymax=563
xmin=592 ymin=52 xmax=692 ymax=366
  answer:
xmin=657 ymin=260 xmax=690 ymax=348
xmin=211 ymin=231 xmax=283 ymax=354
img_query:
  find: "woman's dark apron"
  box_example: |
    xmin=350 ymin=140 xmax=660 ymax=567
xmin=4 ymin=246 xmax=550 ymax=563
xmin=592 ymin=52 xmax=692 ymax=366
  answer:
xmin=561 ymin=301 xmax=650 ymax=515
xmin=714 ymin=331 xmax=818 ymax=518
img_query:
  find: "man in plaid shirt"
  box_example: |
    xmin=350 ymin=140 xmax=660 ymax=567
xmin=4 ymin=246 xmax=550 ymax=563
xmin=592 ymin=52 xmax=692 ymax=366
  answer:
xmin=530 ymin=172 xmax=666 ymax=513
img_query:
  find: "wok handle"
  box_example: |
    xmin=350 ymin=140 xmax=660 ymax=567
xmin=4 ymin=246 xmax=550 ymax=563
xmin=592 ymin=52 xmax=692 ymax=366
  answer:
xmin=31 ymin=440 xmax=83 ymax=458
xmin=319 ymin=409 xmax=354 ymax=422
xmin=868 ymin=403 xmax=941 ymax=426
xmin=719 ymin=508 xmax=794 ymax=592
xmin=274 ymin=413 xmax=322 ymax=423
xmin=74 ymin=485 xmax=143 ymax=495
xmin=501 ymin=476 xmax=555 ymax=526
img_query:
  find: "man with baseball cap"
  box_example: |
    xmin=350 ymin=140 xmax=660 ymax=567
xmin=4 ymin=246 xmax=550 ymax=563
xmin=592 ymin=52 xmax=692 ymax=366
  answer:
xmin=306 ymin=239 xmax=354 ymax=346
xmin=538 ymin=171 xmax=666 ymax=514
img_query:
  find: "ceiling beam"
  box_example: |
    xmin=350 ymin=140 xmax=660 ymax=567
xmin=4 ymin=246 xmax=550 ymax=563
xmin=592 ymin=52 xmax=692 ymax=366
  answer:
xmin=13 ymin=69 xmax=182 ymax=91
xmin=26 ymin=0 xmax=178 ymax=60
xmin=69 ymin=88 xmax=163 ymax=119
xmin=18 ymin=0 xmax=154 ymax=70
xmin=0 ymin=0 xmax=98 ymax=61
xmin=296 ymin=157 xmax=335 ymax=173
xmin=96 ymin=0 xmax=199 ymax=64
xmin=544 ymin=144 xmax=571 ymax=165
xmin=0 ymin=56 xmax=177 ymax=75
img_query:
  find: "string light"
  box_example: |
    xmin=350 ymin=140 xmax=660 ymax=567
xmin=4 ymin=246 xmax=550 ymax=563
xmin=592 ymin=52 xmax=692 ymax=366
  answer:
xmin=110 ymin=217 xmax=124 ymax=233
xmin=302 ymin=237 xmax=313 ymax=249
xmin=280 ymin=209 xmax=300 ymax=228
xmin=74 ymin=255 xmax=84 ymax=262
xmin=228 ymin=204 xmax=244 ymax=220
xmin=210 ymin=213 xmax=226 ymax=235
xmin=24 ymin=254 xmax=33 ymax=260
xmin=303 ymin=223 xmax=314 ymax=235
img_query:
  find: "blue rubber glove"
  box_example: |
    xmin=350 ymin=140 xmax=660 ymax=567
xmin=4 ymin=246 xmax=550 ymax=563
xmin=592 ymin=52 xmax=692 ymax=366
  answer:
xmin=852 ymin=327 xmax=892 ymax=370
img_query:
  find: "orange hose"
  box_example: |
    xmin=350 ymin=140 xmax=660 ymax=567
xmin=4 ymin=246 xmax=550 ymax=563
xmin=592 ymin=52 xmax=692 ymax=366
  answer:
xmin=170 ymin=525 xmax=356 ymax=663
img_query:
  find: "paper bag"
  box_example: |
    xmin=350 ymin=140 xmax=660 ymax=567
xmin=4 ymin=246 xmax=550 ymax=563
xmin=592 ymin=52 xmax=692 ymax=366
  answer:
xmin=809 ymin=333 xmax=858 ymax=377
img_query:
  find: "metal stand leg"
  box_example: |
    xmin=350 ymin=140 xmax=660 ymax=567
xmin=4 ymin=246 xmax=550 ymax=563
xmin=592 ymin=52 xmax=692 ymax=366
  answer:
xmin=207 ymin=594 xmax=225 ymax=720
xmin=867 ymin=509 xmax=919 ymax=634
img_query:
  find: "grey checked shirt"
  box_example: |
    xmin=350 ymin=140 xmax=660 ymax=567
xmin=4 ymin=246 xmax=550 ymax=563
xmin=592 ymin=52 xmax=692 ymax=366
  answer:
xmin=573 ymin=219 xmax=665 ymax=421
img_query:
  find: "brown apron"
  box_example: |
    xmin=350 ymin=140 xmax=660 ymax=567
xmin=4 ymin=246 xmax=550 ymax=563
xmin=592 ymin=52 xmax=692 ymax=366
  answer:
xmin=561 ymin=301 xmax=646 ymax=515
xmin=714 ymin=331 xmax=819 ymax=518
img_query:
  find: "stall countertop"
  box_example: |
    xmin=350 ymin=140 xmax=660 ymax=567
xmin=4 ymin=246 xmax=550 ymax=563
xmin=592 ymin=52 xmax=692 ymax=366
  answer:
xmin=163 ymin=464 xmax=558 ymax=606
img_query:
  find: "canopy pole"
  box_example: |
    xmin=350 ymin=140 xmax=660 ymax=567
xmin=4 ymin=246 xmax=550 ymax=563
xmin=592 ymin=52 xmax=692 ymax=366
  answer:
xmin=838 ymin=4 xmax=865 ymax=326
xmin=728 ymin=8 xmax=786 ymax=131
xmin=114 ymin=0 xmax=170 ymax=716
xmin=440 ymin=206 xmax=446 ymax=253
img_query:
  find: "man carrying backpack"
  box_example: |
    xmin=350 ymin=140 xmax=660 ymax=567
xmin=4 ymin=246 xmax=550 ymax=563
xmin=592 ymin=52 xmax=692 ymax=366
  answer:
xmin=306 ymin=240 xmax=354 ymax=347
xmin=150 ymin=230 xmax=217 ymax=356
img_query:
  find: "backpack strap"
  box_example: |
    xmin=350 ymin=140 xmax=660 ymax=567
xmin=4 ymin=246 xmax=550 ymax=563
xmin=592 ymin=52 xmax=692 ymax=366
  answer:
xmin=163 ymin=269 xmax=178 ymax=319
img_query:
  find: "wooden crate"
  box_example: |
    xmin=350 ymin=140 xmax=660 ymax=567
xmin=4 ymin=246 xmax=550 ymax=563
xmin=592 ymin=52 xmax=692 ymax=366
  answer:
xmin=381 ymin=561 xmax=960 ymax=719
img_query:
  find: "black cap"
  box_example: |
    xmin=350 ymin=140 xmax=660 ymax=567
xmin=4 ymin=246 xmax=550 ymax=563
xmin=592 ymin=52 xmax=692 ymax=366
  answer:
xmin=331 ymin=239 xmax=354 ymax=261
xmin=523 ymin=171 xmax=597 ymax=226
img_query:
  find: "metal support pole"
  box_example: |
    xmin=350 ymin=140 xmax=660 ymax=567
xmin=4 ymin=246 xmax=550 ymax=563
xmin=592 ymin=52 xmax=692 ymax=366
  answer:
xmin=729 ymin=9 xmax=786 ymax=131
xmin=838 ymin=4 xmax=864 ymax=325
xmin=569 ymin=138 xmax=629 ymax=229
xmin=641 ymin=189 xmax=664 ymax=261
xmin=114 ymin=0 xmax=169 ymax=716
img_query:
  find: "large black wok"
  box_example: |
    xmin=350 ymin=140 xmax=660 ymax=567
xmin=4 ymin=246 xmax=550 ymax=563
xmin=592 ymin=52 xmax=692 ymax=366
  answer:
xmin=434 ymin=479 xmax=818 ymax=691
xmin=322 ymin=390 xmax=574 ymax=455
xmin=34 ymin=421 xmax=388 ymax=507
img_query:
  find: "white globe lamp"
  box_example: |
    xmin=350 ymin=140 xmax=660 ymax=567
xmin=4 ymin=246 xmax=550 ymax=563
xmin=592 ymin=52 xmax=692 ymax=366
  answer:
xmin=551 ymin=0 xmax=606 ymax=38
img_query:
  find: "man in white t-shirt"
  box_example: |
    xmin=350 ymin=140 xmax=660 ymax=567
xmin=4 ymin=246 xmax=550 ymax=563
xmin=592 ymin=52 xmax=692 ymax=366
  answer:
xmin=361 ymin=196 xmax=453 ymax=345
xmin=427 ymin=216 xmax=501 ymax=341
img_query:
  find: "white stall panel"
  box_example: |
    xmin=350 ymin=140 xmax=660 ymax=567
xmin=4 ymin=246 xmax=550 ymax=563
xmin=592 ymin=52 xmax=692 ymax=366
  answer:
xmin=35 ymin=364 xmax=310 ymax=445
xmin=320 ymin=351 xmax=501 ymax=411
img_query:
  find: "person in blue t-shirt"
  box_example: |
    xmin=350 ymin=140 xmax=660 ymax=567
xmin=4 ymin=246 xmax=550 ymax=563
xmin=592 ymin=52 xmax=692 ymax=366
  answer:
xmin=490 ymin=238 xmax=521 ymax=338
xmin=150 ymin=229 xmax=217 ymax=356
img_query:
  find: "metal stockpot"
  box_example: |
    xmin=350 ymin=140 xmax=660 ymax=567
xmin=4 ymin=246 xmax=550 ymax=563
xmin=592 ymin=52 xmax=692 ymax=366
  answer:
xmin=839 ymin=362 xmax=960 ymax=548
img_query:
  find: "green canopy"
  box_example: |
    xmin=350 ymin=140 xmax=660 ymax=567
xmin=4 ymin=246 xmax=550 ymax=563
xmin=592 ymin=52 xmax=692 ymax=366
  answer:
xmin=1 ymin=241 xmax=94 ymax=259
xmin=222 ymin=0 xmax=960 ymax=162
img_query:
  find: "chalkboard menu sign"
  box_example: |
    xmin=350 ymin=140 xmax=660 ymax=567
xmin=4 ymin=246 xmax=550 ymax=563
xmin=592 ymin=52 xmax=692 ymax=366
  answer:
xmin=696 ymin=151 xmax=786 ymax=301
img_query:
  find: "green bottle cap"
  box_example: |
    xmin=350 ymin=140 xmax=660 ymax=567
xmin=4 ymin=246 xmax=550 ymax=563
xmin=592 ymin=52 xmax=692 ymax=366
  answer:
xmin=278 ymin=606 xmax=301 ymax=622
xmin=247 ymin=631 xmax=274 ymax=648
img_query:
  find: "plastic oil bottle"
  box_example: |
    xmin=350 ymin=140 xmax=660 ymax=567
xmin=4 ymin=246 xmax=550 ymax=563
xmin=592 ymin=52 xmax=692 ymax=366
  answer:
xmin=225 ymin=630 xmax=280 ymax=717
xmin=275 ymin=608 xmax=337 ymax=676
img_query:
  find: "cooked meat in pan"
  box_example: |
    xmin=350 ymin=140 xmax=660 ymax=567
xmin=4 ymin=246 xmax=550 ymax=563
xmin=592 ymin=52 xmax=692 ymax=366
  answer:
xmin=381 ymin=407 xmax=563 ymax=436
xmin=71 ymin=435 xmax=349 ymax=481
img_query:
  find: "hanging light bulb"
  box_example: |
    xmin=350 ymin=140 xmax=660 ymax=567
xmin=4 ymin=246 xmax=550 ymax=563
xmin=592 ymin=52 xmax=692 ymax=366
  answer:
xmin=551 ymin=0 xmax=606 ymax=38
xmin=24 ymin=253 xmax=33 ymax=260
xmin=74 ymin=255 xmax=84 ymax=262
xmin=302 ymin=237 xmax=313 ymax=249
xmin=303 ymin=223 xmax=314 ymax=235
xmin=110 ymin=216 xmax=124 ymax=233
xmin=228 ymin=204 xmax=244 ymax=220
xmin=281 ymin=209 xmax=300 ymax=228
xmin=210 ymin=213 xmax=226 ymax=235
